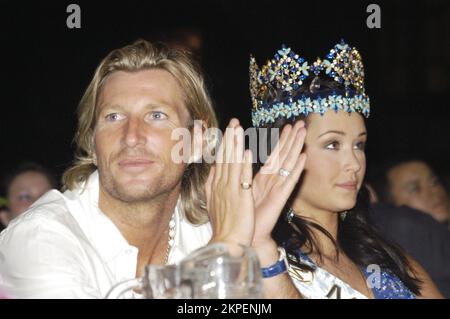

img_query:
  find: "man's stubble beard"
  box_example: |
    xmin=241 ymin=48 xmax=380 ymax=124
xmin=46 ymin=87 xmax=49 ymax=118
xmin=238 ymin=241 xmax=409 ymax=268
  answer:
xmin=98 ymin=166 xmax=184 ymax=205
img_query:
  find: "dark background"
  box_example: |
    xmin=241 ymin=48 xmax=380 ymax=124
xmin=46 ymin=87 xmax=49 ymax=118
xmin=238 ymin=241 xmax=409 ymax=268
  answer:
xmin=1 ymin=0 xmax=449 ymax=189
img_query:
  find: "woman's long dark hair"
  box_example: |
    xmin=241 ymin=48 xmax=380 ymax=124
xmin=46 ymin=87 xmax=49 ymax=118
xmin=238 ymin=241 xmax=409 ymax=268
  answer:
xmin=258 ymin=76 xmax=422 ymax=295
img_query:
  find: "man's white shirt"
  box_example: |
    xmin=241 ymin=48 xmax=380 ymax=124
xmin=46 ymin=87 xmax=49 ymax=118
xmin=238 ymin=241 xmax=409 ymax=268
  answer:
xmin=0 ymin=171 xmax=212 ymax=298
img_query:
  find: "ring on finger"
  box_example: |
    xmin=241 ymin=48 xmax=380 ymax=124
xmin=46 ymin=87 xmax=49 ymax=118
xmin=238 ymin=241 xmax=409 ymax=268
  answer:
xmin=279 ymin=168 xmax=291 ymax=177
xmin=240 ymin=181 xmax=252 ymax=190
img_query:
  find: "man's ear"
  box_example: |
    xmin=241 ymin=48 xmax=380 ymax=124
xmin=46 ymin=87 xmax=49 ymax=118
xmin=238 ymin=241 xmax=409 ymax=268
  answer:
xmin=189 ymin=120 xmax=206 ymax=164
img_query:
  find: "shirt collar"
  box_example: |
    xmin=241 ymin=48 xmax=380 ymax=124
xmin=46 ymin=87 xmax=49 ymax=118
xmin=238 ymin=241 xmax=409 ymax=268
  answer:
xmin=66 ymin=171 xmax=137 ymax=263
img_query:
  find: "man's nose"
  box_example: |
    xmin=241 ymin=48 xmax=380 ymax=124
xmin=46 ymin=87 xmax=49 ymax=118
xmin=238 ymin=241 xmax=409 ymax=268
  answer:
xmin=429 ymin=180 xmax=446 ymax=200
xmin=123 ymin=118 xmax=146 ymax=148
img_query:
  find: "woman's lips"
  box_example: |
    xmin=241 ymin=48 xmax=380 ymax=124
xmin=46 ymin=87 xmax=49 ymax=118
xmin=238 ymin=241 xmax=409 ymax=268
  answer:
xmin=336 ymin=182 xmax=357 ymax=190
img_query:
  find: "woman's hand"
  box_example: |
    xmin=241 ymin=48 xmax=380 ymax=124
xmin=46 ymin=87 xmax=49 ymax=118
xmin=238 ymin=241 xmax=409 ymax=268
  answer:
xmin=205 ymin=118 xmax=255 ymax=247
xmin=251 ymin=120 xmax=307 ymax=249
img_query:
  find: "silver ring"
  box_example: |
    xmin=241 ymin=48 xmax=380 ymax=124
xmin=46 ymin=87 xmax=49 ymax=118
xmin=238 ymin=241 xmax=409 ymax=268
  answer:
xmin=241 ymin=182 xmax=252 ymax=190
xmin=279 ymin=168 xmax=291 ymax=177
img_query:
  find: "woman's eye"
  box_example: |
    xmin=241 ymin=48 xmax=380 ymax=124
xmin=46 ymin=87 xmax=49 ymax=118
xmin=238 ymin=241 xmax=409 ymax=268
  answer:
xmin=354 ymin=141 xmax=366 ymax=150
xmin=105 ymin=113 xmax=124 ymax=122
xmin=325 ymin=141 xmax=339 ymax=150
xmin=149 ymin=112 xmax=168 ymax=120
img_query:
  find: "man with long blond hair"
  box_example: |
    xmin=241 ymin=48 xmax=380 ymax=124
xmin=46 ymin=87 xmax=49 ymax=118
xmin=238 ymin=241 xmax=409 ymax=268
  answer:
xmin=0 ymin=40 xmax=219 ymax=298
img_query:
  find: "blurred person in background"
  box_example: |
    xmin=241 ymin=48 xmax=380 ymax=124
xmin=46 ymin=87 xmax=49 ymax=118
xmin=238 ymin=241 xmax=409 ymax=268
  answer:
xmin=373 ymin=159 xmax=450 ymax=228
xmin=366 ymin=162 xmax=450 ymax=297
xmin=165 ymin=27 xmax=203 ymax=54
xmin=147 ymin=26 xmax=204 ymax=56
xmin=0 ymin=201 xmax=8 ymax=231
xmin=2 ymin=162 xmax=57 ymax=225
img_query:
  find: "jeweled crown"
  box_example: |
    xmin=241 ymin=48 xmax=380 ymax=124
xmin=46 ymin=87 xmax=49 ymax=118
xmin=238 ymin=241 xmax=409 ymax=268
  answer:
xmin=249 ymin=40 xmax=370 ymax=127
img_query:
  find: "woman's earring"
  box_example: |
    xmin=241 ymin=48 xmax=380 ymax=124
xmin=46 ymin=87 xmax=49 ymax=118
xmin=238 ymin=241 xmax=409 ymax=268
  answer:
xmin=286 ymin=208 xmax=295 ymax=224
xmin=340 ymin=211 xmax=348 ymax=221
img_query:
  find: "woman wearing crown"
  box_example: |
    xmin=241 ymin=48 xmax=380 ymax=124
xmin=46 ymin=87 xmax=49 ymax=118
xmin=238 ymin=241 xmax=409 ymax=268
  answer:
xmin=205 ymin=40 xmax=443 ymax=299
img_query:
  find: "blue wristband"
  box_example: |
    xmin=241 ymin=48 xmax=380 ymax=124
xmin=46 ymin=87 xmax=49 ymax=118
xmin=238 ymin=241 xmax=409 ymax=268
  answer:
xmin=261 ymin=248 xmax=288 ymax=278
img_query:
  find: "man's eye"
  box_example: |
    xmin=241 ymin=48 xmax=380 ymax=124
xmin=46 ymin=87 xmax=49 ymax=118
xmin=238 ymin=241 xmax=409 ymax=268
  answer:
xmin=105 ymin=113 xmax=124 ymax=122
xmin=149 ymin=112 xmax=168 ymax=120
xmin=407 ymin=184 xmax=420 ymax=193
xmin=325 ymin=141 xmax=339 ymax=150
xmin=430 ymin=176 xmax=441 ymax=187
